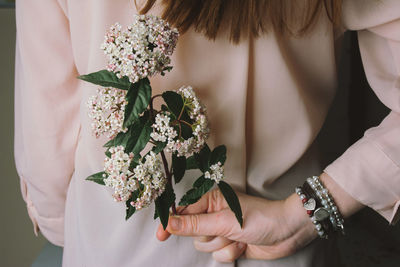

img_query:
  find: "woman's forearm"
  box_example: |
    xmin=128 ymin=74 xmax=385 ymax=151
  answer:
xmin=319 ymin=172 xmax=365 ymax=219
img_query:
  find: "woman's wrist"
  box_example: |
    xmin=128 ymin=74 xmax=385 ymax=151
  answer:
xmin=282 ymin=172 xmax=365 ymax=241
xmin=283 ymin=192 xmax=318 ymax=240
xmin=319 ymin=172 xmax=364 ymax=219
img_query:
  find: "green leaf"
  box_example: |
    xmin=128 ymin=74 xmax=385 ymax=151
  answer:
xmin=163 ymin=66 xmax=173 ymax=73
xmin=129 ymin=158 xmax=139 ymax=170
xmin=123 ymin=78 xmax=152 ymax=128
xmin=125 ymin=115 xmax=152 ymax=156
xmin=105 ymin=149 xmax=111 ymax=158
xmin=172 ymin=154 xmax=186 ymax=184
xmin=218 ymin=181 xmax=243 ymax=227
xmin=180 ymin=122 xmax=193 ymax=140
xmin=78 ymin=70 xmax=131 ymax=90
xmin=162 ymin=91 xmax=193 ymax=140
xmin=125 ymin=201 xmax=136 ymax=220
xmin=133 ymin=154 xmax=141 ymax=163
xmin=186 ymin=156 xmax=198 ymax=170
xmin=125 ymin=190 xmax=140 ymax=220
xmin=132 ymin=120 xmax=152 ymax=155
xmin=194 ymin=144 xmax=211 ymax=173
xmin=179 ymin=175 xmax=214 ymax=206
xmin=155 ymin=183 xmax=176 ymax=230
xmin=152 ymin=142 xmax=167 ymax=154
xmin=103 ymin=131 xmax=129 ymax=148
xmin=193 ymin=175 xmax=208 ymax=188
xmin=161 ymin=104 xmax=169 ymax=113
xmin=162 ymin=91 xmax=183 ymax=118
xmin=154 ymin=208 xmax=159 ymax=219
xmin=86 ymin=171 xmax=106 ymax=185
xmin=210 ymin=145 xmax=227 ymax=165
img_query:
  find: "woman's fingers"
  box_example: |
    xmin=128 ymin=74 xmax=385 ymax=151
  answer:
xmin=156 ymin=207 xmax=236 ymax=241
xmin=166 ymin=209 xmax=237 ymax=237
xmin=181 ymin=189 xmax=229 ymax=215
xmin=245 ymin=243 xmax=294 ymax=260
xmin=244 ymin=226 xmax=316 ymax=260
xmin=157 ymin=189 xmax=236 ymax=242
xmin=156 ymin=223 xmax=171 ymax=241
xmin=156 ymin=189 xmax=233 ymax=242
xmin=193 ymin=236 xmax=233 ymax=253
xmin=194 ymin=236 xmax=215 ymax=242
xmin=212 ymin=242 xmax=247 ymax=263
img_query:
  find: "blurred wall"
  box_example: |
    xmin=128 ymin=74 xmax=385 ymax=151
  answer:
xmin=0 ymin=8 xmax=47 ymax=267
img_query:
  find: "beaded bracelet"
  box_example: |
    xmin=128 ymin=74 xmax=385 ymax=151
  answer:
xmin=306 ymin=176 xmax=345 ymax=234
xmin=295 ymin=176 xmax=345 ymax=238
xmin=295 ymin=186 xmax=330 ymax=238
xmin=302 ymin=181 xmax=336 ymax=231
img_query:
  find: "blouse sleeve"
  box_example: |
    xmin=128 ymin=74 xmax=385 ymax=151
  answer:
xmin=324 ymin=0 xmax=400 ymax=225
xmin=15 ymin=0 xmax=80 ymax=246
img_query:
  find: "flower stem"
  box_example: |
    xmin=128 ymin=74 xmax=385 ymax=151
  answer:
xmin=177 ymin=103 xmax=185 ymax=121
xmin=178 ymin=205 xmax=189 ymax=215
xmin=178 ymin=120 xmax=192 ymax=128
xmin=178 ymin=122 xmax=182 ymax=139
xmin=160 ymin=150 xmax=177 ymax=215
xmin=151 ymin=94 xmax=162 ymax=100
xmin=149 ymin=92 xmax=161 ymax=122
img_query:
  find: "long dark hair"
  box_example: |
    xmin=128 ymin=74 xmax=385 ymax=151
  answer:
xmin=138 ymin=0 xmax=342 ymax=43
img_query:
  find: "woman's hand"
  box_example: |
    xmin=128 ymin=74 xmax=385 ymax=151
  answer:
xmin=156 ymin=172 xmax=364 ymax=262
xmin=156 ymin=188 xmax=318 ymax=262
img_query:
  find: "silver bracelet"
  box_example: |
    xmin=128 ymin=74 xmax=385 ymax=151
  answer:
xmin=295 ymin=186 xmax=328 ymax=238
xmin=306 ymin=176 xmax=345 ymax=234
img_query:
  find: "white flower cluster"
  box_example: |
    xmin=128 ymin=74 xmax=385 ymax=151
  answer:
xmin=174 ymin=86 xmax=209 ymax=156
xmin=150 ymin=113 xmax=178 ymax=143
xmin=87 ymin=87 xmax=127 ymax=139
xmin=103 ymin=146 xmax=136 ymax=202
xmin=204 ymin=162 xmax=224 ymax=184
xmin=180 ymin=86 xmax=209 ymax=144
xmin=101 ymin=15 xmax=179 ymax=83
xmin=130 ymin=151 xmax=167 ymax=210
xmin=150 ymin=86 xmax=209 ymax=157
xmin=103 ymin=148 xmax=167 ymax=209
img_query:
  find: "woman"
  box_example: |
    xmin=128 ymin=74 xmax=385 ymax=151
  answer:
xmin=15 ymin=0 xmax=400 ymax=266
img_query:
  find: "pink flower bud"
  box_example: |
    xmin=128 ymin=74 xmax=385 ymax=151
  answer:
xmin=108 ymin=64 xmax=116 ymax=71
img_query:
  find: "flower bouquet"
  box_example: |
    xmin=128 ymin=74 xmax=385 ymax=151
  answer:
xmin=78 ymin=15 xmax=242 ymax=229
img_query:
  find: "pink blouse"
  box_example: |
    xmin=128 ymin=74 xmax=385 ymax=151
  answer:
xmin=15 ymin=0 xmax=400 ymax=266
